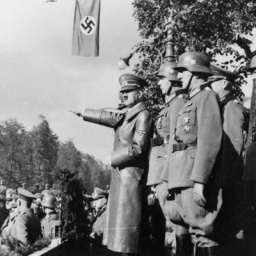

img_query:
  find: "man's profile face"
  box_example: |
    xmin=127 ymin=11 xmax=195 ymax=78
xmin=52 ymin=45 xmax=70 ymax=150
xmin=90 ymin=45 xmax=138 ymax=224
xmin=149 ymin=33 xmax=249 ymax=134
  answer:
xmin=177 ymin=69 xmax=193 ymax=90
xmin=121 ymin=89 xmax=141 ymax=108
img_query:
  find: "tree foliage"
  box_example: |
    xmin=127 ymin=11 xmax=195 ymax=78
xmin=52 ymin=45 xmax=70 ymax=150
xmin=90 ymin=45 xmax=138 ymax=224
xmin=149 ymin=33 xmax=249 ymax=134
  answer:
xmin=131 ymin=0 xmax=256 ymax=110
xmin=0 ymin=117 xmax=111 ymax=192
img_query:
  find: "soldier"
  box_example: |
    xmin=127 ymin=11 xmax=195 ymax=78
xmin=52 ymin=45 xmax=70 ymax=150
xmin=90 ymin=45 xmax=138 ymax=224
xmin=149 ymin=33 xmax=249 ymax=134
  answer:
xmin=1 ymin=189 xmax=18 ymax=237
xmin=210 ymin=64 xmax=246 ymax=247
xmin=22 ymin=183 xmax=26 ymax=189
xmin=166 ymin=52 xmax=223 ymax=256
xmin=41 ymin=194 xmax=59 ymax=238
xmin=70 ymin=73 xmax=153 ymax=256
xmin=90 ymin=188 xmax=108 ymax=239
xmin=146 ymin=61 xmax=187 ymax=255
xmin=0 ymin=182 xmax=8 ymax=228
xmin=31 ymin=193 xmax=45 ymax=221
xmin=10 ymin=188 xmax=42 ymax=245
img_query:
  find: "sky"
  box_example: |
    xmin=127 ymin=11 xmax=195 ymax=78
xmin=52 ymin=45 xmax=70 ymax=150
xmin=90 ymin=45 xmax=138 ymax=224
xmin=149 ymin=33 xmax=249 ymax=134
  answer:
xmin=0 ymin=0 xmax=140 ymax=163
xmin=0 ymin=0 xmax=254 ymax=163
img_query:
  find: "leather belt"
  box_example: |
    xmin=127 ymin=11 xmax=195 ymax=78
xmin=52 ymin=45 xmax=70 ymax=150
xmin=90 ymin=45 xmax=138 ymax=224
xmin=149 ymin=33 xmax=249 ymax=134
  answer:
xmin=172 ymin=142 xmax=197 ymax=152
xmin=151 ymin=135 xmax=170 ymax=147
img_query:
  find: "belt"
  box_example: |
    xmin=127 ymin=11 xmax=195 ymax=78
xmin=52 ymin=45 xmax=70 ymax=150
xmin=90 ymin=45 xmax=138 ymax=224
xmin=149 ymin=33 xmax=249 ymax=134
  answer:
xmin=172 ymin=142 xmax=196 ymax=152
xmin=151 ymin=135 xmax=170 ymax=147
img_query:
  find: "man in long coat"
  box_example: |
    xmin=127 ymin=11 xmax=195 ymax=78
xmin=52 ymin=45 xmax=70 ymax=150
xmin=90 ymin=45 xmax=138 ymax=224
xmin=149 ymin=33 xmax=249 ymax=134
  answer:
xmin=71 ymin=73 xmax=153 ymax=255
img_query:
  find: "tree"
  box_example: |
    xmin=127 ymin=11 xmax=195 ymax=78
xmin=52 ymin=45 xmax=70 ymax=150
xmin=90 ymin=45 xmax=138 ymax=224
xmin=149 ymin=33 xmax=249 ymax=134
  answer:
xmin=131 ymin=0 xmax=256 ymax=109
xmin=0 ymin=119 xmax=33 ymax=188
xmin=30 ymin=115 xmax=59 ymax=186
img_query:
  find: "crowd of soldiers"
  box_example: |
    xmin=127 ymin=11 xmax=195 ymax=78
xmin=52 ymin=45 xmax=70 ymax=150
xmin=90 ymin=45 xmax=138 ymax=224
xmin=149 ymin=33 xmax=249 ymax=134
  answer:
xmin=71 ymin=52 xmax=256 ymax=256
xmin=0 ymin=180 xmax=62 ymax=247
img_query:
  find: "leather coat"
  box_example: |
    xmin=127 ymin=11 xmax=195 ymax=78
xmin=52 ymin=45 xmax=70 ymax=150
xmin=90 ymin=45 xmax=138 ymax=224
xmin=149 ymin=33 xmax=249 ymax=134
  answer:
xmin=82 ymin=102 xmax=153 ymax=253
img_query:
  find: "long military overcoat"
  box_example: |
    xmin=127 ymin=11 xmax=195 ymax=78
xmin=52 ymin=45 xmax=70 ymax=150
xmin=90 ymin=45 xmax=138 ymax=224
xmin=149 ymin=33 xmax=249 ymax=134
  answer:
xmin=82 ymin=102 xmax=153 ymax=253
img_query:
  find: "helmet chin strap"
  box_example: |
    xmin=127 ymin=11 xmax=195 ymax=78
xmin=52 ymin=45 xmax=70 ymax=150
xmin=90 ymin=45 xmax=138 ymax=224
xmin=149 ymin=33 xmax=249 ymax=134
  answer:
xmin=187 ymin=72 xmax=194 ymax=93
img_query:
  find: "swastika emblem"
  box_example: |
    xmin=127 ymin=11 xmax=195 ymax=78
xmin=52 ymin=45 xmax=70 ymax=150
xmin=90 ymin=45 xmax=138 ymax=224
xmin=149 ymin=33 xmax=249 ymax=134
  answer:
xmin=80 ymin=16 xmax=97 ymax=36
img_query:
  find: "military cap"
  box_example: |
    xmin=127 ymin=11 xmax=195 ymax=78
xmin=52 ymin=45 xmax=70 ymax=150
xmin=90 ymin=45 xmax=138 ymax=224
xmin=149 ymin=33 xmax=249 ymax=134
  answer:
xmin=210 ymin=63 xmax=238 ymax=79
xmin=119 ymin=73 xmax=148 ymax=92
xmin=6 ymin=189 xmax=17 ymax=201
xmin=249 ymin=55 xmax=256 ymax=72
xmin=17 ymin=188 xmax=36 ymax=202
xmin=174 ymin=52 xmax=212 ymax=75
xmin=41 ymin=194 xmax=56 ymax=208
xmin=157 ymin=61 xmax=181 ymax=82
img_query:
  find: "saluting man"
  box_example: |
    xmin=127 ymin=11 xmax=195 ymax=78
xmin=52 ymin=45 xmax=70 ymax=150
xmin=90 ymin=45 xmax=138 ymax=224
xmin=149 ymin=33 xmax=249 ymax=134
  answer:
xmin=146 ymin=61 xmax=187 ymax=255
xmin=70 ymin=73 xmax=153 ymax=256
xmin=166 ymin=52 xmax=224 ymax=256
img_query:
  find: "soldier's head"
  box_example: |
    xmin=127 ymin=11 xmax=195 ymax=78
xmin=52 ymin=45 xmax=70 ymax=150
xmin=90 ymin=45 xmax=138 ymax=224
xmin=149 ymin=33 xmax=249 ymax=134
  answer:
xmin=210 ymin=63 xmax=238 ymax=99
xmin=91 ymin=187 xmax=108 ymax=212
xmin=41 ymin=194 xmax=56 ymax=214
xmin=119 ymin=73 xmax=147 ymax=108
xmin=45 ymin=184 xmax=50 ymax=190
xmin=17 ymin=188 xmax=36 ymax=210
xmin=157 ymin=61 xmax=182 ymax=95
xmin=174 ymin=52 xmax=212 ymax=91
xmin=5 ymin=189 xmax=18 ymax=211
xmin=22 ymin=183 xmax=26 ymax=189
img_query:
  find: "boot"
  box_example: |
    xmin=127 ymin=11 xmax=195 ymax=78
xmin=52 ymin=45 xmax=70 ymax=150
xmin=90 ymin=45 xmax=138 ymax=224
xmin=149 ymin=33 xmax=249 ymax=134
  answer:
xmin=176 ymin=235 xmax=193 ymax=256
xmin=195 ymin=246 xmax=226 ymax=256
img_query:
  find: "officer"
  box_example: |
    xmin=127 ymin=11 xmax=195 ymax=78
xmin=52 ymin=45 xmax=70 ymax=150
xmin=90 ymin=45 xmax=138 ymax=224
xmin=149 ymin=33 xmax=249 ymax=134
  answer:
xmin=90 ymin=187 xmax=108 ymax=239
xmin=10 ymin=188 xmax=42 ymax=245
xmin=1 ymin=189 xmax=18 ymax=237
xmin=70 ymin=73 xmax=153 ymax=256
xmin=166 ymin=52 xmax=223 ymax=256
xmin=41 ymin=194 xmax=59 ymax=238
xmin=22 ymin=183 xmax=27 ymax=189
xmin=146 ymin=61 xmax=187 ymax=255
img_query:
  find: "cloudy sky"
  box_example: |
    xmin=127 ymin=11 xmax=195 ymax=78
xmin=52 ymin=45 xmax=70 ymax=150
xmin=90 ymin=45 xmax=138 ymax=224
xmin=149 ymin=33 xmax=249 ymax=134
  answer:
xmin=0 ymin=0 xmax=254 ymax=163
xmin=0 ymin=0 xmax=140 ymax=163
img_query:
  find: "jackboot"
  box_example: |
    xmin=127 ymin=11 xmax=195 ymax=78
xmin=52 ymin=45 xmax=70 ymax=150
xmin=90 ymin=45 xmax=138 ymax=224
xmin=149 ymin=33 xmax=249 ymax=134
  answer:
xmin=195 ymin=246 xmax=226 ymax=256
xmin=176 ymin=235 xmax=193 ymax=256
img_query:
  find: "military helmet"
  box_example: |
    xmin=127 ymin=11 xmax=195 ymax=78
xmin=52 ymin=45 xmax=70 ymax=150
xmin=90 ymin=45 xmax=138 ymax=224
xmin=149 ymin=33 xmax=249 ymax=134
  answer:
xmin=174 ymin=52 xmax=212 ymax=75
xmin=41 ymin=194 xmax=56 ymax=208
xmin=157 ymin=61 xmax=181 ymax=82
xmin=249 ymin=55 xmax=256 ymax=72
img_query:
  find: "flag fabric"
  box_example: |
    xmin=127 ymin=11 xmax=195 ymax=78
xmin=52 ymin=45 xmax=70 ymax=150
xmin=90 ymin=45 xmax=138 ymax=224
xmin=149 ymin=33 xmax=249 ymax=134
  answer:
xmin=72 ymin=0 xmax=101 ymax=57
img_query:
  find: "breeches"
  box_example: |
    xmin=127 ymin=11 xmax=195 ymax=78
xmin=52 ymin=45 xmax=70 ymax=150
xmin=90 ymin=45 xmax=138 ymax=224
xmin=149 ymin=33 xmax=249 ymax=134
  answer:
xmin=165 ymin=187 xmax=224 ymax=247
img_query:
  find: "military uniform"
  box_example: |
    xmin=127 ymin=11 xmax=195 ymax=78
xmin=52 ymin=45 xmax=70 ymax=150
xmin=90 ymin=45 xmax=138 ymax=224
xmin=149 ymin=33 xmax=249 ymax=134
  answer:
xmin=1 ymin=210 xmax=18 ymax=237
xmin=164 ymin=53 xmax=224 ymax=254
xmin=41 ymin=211 xmax=59 ymax=238
xmin=77 ymin=74 xmax=153 ymax=254
xmin=10 ymin=188 xmax=42 ymax=245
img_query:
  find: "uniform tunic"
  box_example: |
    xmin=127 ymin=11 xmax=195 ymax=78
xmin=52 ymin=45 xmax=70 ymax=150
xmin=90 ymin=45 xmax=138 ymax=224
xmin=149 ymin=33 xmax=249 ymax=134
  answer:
xmin=10 ymin=208 xmax=42 ymax=245
xmin=1 ymin=211 xmax=18 ymax=237
xmin=147 ymin=90 xmax=187 ymax=186
xmin=82 ymin=102 xmax=153 ymax=253
xmin=166 ymin=84 xmax=223 ymax=247
xmin=41 ymin=211 xmax=59 ymax=238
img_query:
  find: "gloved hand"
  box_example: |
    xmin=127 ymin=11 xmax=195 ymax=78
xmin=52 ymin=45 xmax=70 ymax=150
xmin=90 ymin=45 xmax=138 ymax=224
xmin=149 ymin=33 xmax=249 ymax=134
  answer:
xmin=69 ymin=109 xmax=81 ymax=116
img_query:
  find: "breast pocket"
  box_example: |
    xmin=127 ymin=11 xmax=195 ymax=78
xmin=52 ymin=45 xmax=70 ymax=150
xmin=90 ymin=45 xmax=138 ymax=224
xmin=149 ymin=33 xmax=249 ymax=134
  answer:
xmin=178 ymin=106 xmax=197 ymax=127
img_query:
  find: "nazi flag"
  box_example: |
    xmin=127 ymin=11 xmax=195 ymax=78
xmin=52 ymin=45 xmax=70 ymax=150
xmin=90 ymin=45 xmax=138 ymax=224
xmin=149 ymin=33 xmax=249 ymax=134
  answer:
xmin=72 ymin=0 xmax=101 ymax=57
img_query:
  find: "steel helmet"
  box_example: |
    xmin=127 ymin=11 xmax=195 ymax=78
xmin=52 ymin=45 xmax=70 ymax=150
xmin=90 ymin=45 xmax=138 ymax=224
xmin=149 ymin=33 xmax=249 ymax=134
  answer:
xmin=210 ymin=63 xmax=238 ymax=79
xmin=41 ymin=194 xmax=56 ymax=208
xmin=157 ymin=61 xmax=181 ymax=82
xmin=174 ymin=52 xmax=212 ymax=75
xmin=249 ymin=55 xmax=256 ymax=72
